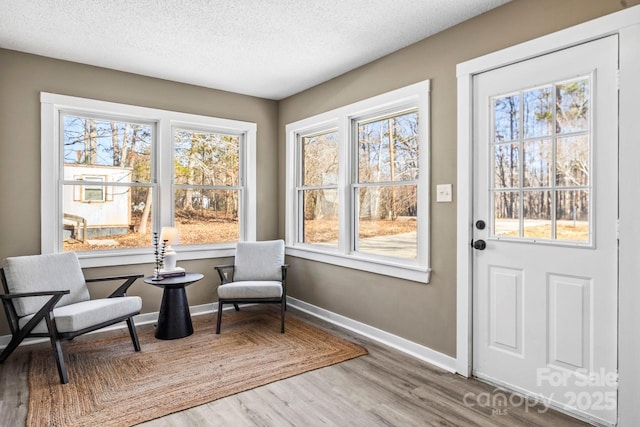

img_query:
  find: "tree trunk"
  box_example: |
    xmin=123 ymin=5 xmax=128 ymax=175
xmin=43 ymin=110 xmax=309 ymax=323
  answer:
xmin=84 ymin=119 xmax=97 ymax=164
xmin=137 ymin=188 xmax=153 ymax=234
xmin=111 ymin=122 xmax=121 ymax=166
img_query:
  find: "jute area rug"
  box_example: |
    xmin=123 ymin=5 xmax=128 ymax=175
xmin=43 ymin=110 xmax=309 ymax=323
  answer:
xmin=27 ymin=309 xmax=367 ymax=427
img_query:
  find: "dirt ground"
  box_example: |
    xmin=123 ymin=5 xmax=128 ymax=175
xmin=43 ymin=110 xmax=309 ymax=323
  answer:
xmin=64 ymin=218 xmax=418 ymax=252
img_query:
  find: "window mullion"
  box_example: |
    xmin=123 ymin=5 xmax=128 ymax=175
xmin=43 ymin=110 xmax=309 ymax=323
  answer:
xmin=158 ymin=120 xmax=172 ymax=231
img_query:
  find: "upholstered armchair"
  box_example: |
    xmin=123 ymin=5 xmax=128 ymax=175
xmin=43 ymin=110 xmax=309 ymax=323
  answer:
xmin=0 ymin=252 xmax=143 ymax=384
xmin=215 ymin=240 xmax=288 ymax=334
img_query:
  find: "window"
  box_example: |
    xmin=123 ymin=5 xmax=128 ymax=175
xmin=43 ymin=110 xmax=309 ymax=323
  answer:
xmin=286 ymin=81 xmax=430 ymax=282
xmin=42 ymin=93 xmax=256 ymax=267
xmin=298 ymin=129 xmax=339 ymax=248
xmin=62 ymin=114 xmax=153 ymax=250
xmin=355 ymin=110 xmax=419 ymax=260
xmin=78 ymin=176 xmax=107 ymax=202
xmin=173 ymin=127 xmax=243 ymax=245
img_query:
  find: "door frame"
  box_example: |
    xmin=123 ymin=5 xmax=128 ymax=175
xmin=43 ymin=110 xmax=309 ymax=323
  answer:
xmin=456 ymin=5 xmax=640 ymax=426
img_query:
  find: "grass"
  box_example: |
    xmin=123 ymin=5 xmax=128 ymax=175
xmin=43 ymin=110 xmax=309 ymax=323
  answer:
xmin=497 ymin=221 xmax=589 ymax=242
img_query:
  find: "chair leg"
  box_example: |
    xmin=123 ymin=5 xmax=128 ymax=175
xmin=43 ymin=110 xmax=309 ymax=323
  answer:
xmin=44 ymin=315 xmax=68 ymax=384
xmin=216 ymin=300 xmax=224 ymax=334
xmin=49 ymin=335 xmax=68 ymax=384
xmin=280 ymin=300 xmax=285 ymax=333
xmin=126 ymin=317 xmax=141 ymax=352
xmin=233 ymin=303 xmax=240 ymax=311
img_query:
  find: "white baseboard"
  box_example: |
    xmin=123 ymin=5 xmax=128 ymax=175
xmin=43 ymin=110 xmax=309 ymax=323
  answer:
xmin=0 ymin=302 xmax=221 ymax=350
xmin=286 ymin=296 xmax=457 ymax=373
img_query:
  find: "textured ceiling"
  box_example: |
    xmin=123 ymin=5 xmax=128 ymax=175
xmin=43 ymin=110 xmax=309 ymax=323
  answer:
xmin=0 ymin=0 xmax=510 ymax=100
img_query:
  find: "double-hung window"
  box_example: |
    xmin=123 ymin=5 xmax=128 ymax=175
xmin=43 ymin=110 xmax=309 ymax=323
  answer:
xmin=41 ymin=93 xmax=256 ymax=267
xmin=297 ymin=128 xmax=340 ymax=248
xmin=286 ymin=81 xmax=431 ymax=282
xmin=172 ymin=127 xmax=244 ymax=244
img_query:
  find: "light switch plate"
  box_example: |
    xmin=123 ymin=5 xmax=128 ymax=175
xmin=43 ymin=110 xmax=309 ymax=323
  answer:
xmin=436 ymin=184 xmax=453 ymax=202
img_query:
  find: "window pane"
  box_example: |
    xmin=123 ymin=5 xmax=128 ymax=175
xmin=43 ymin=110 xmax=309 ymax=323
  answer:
xmin=523 ymin=191 xmax=552 ymax=239
xmin=556 ymin=135 xmax=589 ymax=187
xmin=523 ymin=139 xmax=552 ymax=188
xmin=494 ymin=94 xmax=520 ymax=142
xmin=524 ymin=87 xmax=553 ymax=138
xmin=358 ymin=111 xmax=419 ymax=184
xmin=494 ymin=143 xmax=520 ymax=189
xmin=84 ymin=187 xmax=105 ymax=202
xmin=174 ymin=189 xmax=239 ymax=245
xmin=174 ymin=129 xmax=240 ymax=186
xmin=302 ymin=131 xmax=338 ymax=187
xmin=301 ymin=189 xmax=338 ymax=248
xmin=556 ymin=190 xmax=589 ymax=242
xmin=356 ymin=185 xmax=417 ymax=260
xmin=556 ymin=78 xmax=590 ymax=134
xmin=63 ymin=116 xmax=152 ymax=183
xmin=62 ymin=185 xmax=152 ymax=251
xmin=493 ymin=191 xmax=519 ymax=237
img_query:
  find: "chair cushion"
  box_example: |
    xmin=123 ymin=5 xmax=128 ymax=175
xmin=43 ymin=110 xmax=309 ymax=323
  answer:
xmin=18 ymin=296 xmax=142 ymax=334
xmin=233 ymin=240 xmax=284 ymax=282
xmin=218 ymin=281 xmax=282 ymax=300
xmin=3 ymin=252 xmax=90 ymax=317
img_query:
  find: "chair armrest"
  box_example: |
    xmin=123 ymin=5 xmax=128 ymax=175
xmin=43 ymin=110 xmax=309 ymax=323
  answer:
xmin=84 ymin=274 xmax=143 ymax=298
xmin=0 ymin=290 xmax=70 ymax=299
xmin=86 ymin=273 xmax=144 ymax=283
xmin=214 ymin=264 xmax=235 ymax=284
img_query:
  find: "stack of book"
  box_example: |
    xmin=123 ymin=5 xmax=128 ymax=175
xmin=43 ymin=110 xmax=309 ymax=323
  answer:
xmin=159 ymin=267 xmax=186 ymax=278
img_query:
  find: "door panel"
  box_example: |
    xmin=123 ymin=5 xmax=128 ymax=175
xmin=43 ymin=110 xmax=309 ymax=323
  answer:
xmin=489 ymin=266 xmax=523 ymax=354
xmin=472 ymin=36 xmax=618 ymax=425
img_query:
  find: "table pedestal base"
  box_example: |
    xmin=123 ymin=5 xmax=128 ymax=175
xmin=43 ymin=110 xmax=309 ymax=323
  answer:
xmin=156 ymin=287 xmax=193 ymax=340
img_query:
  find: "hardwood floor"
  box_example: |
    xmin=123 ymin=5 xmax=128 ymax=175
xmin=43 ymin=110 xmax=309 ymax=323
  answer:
xmin=0 ymin=307 xmax=588 ymax=426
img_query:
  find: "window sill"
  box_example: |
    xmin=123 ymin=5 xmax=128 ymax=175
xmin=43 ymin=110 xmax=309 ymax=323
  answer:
xmin=76 ymin=245 xmax=236 ymax=269
xmin=285 ymin=245 xmax=431 ymax=283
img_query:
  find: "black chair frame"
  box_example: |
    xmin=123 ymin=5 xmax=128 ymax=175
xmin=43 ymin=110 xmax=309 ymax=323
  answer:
xmin=214 ymin=264 xmax=288 ymax=334
xmin=0 ymin=269 xmax=143 ymax=384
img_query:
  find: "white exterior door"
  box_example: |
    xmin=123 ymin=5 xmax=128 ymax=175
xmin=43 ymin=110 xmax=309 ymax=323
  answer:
xmin=472 ymin=36 xmax=618 ymax=425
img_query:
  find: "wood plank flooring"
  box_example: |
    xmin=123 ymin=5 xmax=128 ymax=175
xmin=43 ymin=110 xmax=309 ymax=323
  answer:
xmin=0 ymin=307 xmax=588 ymax=426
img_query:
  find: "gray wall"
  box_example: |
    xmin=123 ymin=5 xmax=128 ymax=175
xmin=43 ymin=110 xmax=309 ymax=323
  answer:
xmin=0 ymin=49 xmax=279 ymax=335
xmin=277 ymin=0 xmax=638 ymax=357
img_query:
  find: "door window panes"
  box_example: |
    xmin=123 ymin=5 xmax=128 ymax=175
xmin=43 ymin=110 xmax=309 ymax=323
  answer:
xmin=490 ymin=76 xmax=590 ymax=243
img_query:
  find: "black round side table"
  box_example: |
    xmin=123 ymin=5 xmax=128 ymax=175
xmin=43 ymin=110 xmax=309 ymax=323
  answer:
xmin=144 ymin=273 xmax=204 ymax=340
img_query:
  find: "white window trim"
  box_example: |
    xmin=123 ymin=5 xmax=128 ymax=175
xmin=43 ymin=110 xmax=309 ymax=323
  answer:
xmin=41 ymin=92 xmax=256 ymax=268
xmin=285 ymin=80 xmax=431 ymax=283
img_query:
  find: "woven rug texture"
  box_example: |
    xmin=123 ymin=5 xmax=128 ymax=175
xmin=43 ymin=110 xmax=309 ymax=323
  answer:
xmin=27 ymin=310 xmax=367 ymax=426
